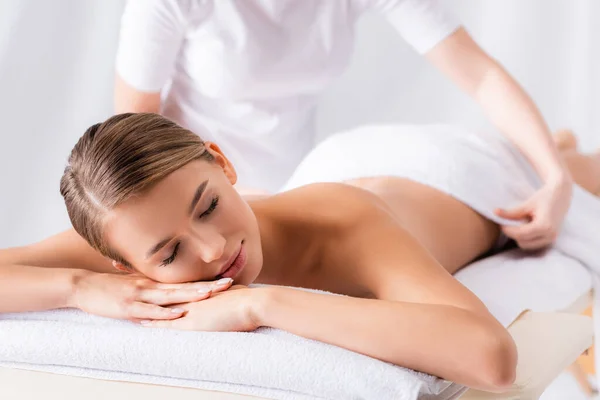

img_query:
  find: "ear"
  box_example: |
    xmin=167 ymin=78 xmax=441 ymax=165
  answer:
xmin=204 ymin=141 xmax=238 ymax=185
xmin=112 ymin=260 xmax=131 ymax=273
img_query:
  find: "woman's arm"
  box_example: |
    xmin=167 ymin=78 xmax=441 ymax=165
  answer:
xmin=255 ymin=287 xmax=514 ymax=392
xmin=0 ymin=229 xmax=111 ymax=313
xmin=0 ymin=264 xmax=80 ymax=313
xmin=0 ymin=229 xmax=226 ymax=317
xmin=0 ymin=229 xmax=114 ymax=273
xmin=425 ymin=27 xmax=572 ymax=249
xmin=251 ymin=205 xmax=516 ymax=392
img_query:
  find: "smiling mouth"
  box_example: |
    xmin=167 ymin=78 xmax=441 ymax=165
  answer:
xmin=216 ymin=241 xmax=247 ymax=280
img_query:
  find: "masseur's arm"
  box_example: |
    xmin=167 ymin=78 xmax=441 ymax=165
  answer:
xmin=114 ymin=77 xmax=161 ymax=114
xmin=250 ymin=202 xmax=517 ymax=392
xmin=113 ymin=0 xmax=188 ymax=114
xmin=425 ymin=27 xmax=572 ymax=249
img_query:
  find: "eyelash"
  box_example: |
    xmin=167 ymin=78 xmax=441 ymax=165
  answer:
xmin=161 ymin=242 xmax=180 ymax=267
xmin=159 ymin=196 xmax=219 ymax=267
xmin=199 ymin=196 xmax=219 ymax=219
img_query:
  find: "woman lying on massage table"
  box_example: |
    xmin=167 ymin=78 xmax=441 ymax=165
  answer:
xmin=0 ymin=114 xmax=598 ymax=393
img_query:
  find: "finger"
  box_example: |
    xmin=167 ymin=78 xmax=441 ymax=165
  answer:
xmin=502 ymin=224 xmax=547 ymax=242
xmin=206 ymin=278 xmax=234 ymax=293
xmin=518 ymin=237 xmax=554 ymax=251
xmin=494 ymin=206 xmax=531 ymax=221
xmin=184 ymin=278 xmax=234 ymax=293
xmin=506 ymin=217 xmax=557 ymax=240
xmin=137 ymin=288 xmax=212 ymax=306
xmin=156 ymin=277 xmax=233 ymax=293
xmin=128 ymin=302 xmax=187 ymax=321
xmin=518 ymin=230 xmax=558 ymax=249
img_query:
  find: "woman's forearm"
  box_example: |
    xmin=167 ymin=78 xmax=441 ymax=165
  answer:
xmin=0 ymin=264 xmax=80 ymax=313
xmin=253 ymin=287 xmax=516 ymax=392
xmin=476 ymin=61 xmax=570 ymax=183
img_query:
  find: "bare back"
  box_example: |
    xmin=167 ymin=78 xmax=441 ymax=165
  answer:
xmin=250 ymin=181 xmax=500 ymax=300
xmin=346 ymin=177 xmax=501 ymax=273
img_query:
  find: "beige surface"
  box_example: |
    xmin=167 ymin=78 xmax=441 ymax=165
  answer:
xmin=1 ymin=294 xmax=593 ymax=400
xmin=462 ymin=296 xmax=594 ymax=400
xmin=0 ymin=367 xmax=262 ymax=400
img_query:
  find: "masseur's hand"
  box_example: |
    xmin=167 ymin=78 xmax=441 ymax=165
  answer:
xmin=141 ymin=285 xmax=261 ymax=332
xmin=70 ymin=270 xmax=233 ymax=322
xmin=495 ymin=174 xmax=572 ymax=250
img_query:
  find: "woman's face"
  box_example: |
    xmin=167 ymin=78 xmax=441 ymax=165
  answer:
xmin=104 ymin=145 xmax=263 ymax=285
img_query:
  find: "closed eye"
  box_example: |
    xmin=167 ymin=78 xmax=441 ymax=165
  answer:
xmin=160 ymin=242 xmax=180 ymax=267
xmin=158 ymin=197 xmax=218 ymax=267
xmin=199 ymin=196 xmax=219 ymax=219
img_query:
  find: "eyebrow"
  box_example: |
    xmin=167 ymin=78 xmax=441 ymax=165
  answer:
xmin=145 ymin=180 xmax=209 ymax=260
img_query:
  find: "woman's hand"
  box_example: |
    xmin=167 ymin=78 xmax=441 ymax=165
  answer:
xmin=142 ymin=285 xmax=262 ymax=332
xmin=495 ymin=174 xmax=573 ymax=250
xmin=70 ymin=271 xmax=233 ymax=322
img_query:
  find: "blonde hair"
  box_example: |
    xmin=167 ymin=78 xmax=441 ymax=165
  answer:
xmin=60 ymin=113 xmax=214 ymax=265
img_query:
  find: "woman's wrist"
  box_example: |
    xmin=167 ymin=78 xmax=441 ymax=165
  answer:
xmin=247 ymin=286 xmax=279 ymax=329
xmin=65 ymin=268 xmax=94 ymax=309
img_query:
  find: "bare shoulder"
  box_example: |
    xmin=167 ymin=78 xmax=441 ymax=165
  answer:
xmin=259 ymin=182 xmax=389 ymax=227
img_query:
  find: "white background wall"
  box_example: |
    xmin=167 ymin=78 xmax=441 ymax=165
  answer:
xmin=0 ymin=0 xmax=598 ymax=247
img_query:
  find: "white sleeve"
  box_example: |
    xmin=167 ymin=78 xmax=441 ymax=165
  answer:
xmin=115 ymin=0 xmax=195 ymax=92
xmin=356 ymin=0 xmax=462 ymax=54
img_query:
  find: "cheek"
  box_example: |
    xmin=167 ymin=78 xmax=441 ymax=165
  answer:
xmin=217 ymin=198 xmax=253 ymax=231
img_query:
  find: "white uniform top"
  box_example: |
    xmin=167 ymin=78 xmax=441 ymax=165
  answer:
xmin=115 ymin=0 xmax=460 ymax=192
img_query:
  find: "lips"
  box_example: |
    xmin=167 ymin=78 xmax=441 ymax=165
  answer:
xmin=216 ymin=243 xmax=247 ymax=280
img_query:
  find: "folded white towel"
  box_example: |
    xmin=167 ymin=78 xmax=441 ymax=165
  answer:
xmin=0 ymin=300 xmax=463 ymax=400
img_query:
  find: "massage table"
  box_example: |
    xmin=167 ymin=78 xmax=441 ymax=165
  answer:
xmin=1 ymin=260 xmax=593 ymax=400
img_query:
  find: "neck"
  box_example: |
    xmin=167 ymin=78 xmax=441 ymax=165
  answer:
xmin=247 ymin=197 xmax=317 ymax=285
xmin=252 ymin=203 xmax=281 ymax=284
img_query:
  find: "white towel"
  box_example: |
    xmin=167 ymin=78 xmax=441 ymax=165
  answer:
xmin=0 ymin=296 xmax=464 ymax=400
xmin=284 ymin=124 xmax=600 ymax=286
xmin=455 ymin=247 xmax=591 ymax=326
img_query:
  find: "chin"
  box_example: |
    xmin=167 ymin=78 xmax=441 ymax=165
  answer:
xmin=238 ymin=258 xmax=262 ymax=286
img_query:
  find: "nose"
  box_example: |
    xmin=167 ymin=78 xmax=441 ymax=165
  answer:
xmin=191 ymin=228 xmax=226 ymax=263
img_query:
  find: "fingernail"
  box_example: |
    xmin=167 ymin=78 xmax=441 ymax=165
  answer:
xmin=171 ymin=308 xmax=185 ymax=314
xmin=140 ymin=320 xmax=152 ymax=326
xmin=197 ymin=287 xmax=211 ymax=294
xmin=217 ymin=278 xmax=233 ymax=285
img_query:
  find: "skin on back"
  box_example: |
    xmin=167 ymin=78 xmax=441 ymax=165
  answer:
xmin=248 ymin=181 xmax=499 ymax=302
